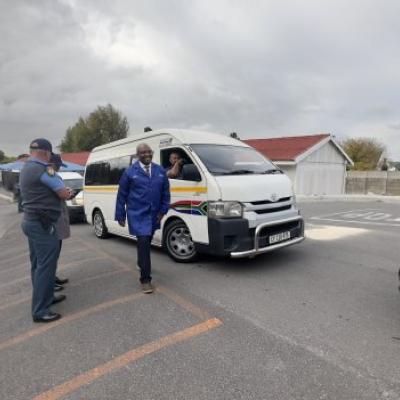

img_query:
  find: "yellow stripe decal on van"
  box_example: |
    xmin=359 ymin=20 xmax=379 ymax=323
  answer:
xmin=171 ymin=187 xmax=207 ymax=193
xmin=84 ymin=186 xmax=118 ymax=192
xmin=84 ymin=185 xmax=207 ymax=193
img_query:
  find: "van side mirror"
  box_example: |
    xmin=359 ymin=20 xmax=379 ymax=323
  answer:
xmin=182 ymin=164 xmax=201 ymax=181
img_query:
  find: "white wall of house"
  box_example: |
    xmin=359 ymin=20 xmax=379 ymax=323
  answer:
xmin=297 ymin=141 xmax=347 ymax=195
xmin=278 ymin=141 xmax=348 ymax=195
xmin=279 ymin=165 xmax=296 ymax=186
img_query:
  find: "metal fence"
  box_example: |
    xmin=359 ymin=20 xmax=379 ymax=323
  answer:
xmin=346 ymin=171 xmax=400 ymax=196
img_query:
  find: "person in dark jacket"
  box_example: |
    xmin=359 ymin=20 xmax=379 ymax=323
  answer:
xmin=50 ymin=154 xmax=70 ymax=292
xmin=115 ymin=143 xmax=170 ymax=293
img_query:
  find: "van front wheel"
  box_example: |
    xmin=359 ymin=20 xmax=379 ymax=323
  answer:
xmin=93 ymin=210 xmax=109 ymax=239
xmin=164 ymin=220 xmax=198 ymax=263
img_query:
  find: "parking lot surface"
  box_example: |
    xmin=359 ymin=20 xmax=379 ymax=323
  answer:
xmin=1 ymin=198 xmax=400 ymax=399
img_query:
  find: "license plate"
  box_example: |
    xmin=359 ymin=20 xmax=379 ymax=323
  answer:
xmin=269 ymin=231 xmax=291 ymax=244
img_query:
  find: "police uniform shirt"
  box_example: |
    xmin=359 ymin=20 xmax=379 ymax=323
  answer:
xmin=20 ymin=157 xmax=65 ymax=220
xmin=33 ymin=158 xmax=65 ymax=191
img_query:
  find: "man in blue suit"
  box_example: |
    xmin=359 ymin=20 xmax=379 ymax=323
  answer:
xmin=115 ymin=143 xmax=170 ymax=293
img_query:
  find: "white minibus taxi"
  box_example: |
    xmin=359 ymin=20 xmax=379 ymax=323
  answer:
xmin=84 ymin=129 xmax=304 ymax=262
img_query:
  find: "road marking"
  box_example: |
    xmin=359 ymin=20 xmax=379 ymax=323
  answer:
xmin=305 ymin=225 xmax=368 ymax=241
xmin=0 ymin=297 xmax=29 ymax=312
xmin=310 ymin=208 xmax=372 ymax=220
xmin=310 ymin=208 xmax=400 ymax=227
xmin=0 ymin=251 xmax=29 ymax=266
xmin=0 ymin=256 xmax=106 ymax=289
xmin=0 ymin=269 xmax=128 ymax=312
xmin=32 ymin=318 xmax=222 ymax=400
xmin=81 ymin=241 xmax=131 ymax=272
xmin=0 ymin=292 xmax=144 ymax=352
xmin=158 ymin=286 xmax=211 ymax=320
xmin=310 ymin=218 xmax=400 ymax=228
xmin=0 ymin=247 xmax=89 ymax=276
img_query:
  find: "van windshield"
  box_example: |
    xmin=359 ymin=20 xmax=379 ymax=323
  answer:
xmin=190 ymin=144 xmax=280 ymax=175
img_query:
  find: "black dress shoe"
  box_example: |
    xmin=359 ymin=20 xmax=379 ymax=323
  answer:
xmin=55 ymin=276 xmax=69 ymax=285
xmin=54 ymin=284 xmax=64 ymax=292
xmin=52 ymin=294 xmax=66 ymax=304
xmin=33 ymin=312 xmax=61 ymax=323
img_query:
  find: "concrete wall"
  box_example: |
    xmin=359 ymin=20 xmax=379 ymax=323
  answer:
xmin=346 ymin=171 xmax=400 ymax=195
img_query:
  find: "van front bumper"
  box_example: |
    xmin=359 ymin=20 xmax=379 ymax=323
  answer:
xmin=195 ymin=215 xmax=304 ymax=258
xmin=230 ymin=215 xmax=305 ymax=258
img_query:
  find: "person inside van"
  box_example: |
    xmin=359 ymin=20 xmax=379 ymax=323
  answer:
xmin=166 ymin=151 xmax=184 ymax=179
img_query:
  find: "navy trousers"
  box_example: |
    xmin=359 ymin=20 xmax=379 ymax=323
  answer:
xmin=21 ymin=219 xmax=59 ymax=317
xmin=137 ymin=236 xmax=153 ymax=283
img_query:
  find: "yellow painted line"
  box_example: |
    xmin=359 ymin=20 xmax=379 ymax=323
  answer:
xmin=33 ymin=318 xmax=222 ymax=400
xmin=0 ymin=292 xmax=144 ymax=352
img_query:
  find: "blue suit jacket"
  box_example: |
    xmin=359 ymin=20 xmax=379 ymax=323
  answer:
xmin=115 ymin=162 xmax=170 ymax=236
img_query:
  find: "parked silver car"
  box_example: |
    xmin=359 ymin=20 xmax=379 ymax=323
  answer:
xmin=58 ymin=172 xmax=85 ymax=223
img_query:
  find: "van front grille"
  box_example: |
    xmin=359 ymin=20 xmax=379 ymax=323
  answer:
xmin=250 ymin=197 xmax=291 ymax=205
xmin=254 ymin=205 xmax=291 ymax=214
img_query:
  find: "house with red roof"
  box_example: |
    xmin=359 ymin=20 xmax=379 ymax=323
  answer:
xmin=245 ymin=134 xmax=353 ymax=195
xmin=60 ymin=152 xmax=90 ymax=166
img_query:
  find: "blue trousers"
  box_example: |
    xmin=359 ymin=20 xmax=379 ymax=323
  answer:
xmin=137 ymin=236 xmax=153 ymax=284
xmin=21 ymin=219 xmax=59 ymax=317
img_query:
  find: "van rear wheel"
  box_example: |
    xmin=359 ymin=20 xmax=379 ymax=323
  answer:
xmin=164 ymin=220 xmax=198 ymax=263
xmin=93 ymin=210 xmax=109 ymax=239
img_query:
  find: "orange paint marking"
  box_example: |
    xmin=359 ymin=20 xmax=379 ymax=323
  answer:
xmin=81 ymin=241 xmax=131 ymax=272
xmin=33 ymin=318 xmax=222 ymax=400
xmin=0 ymin=296 xmax=29 ymax=312
xmin=0 ymin=251 xmax=29 ymax=266
xmin=0 ymin=256 xmax=105 ymax=289
xmin=0 ymin=269 xmax=128 ymax=312
xmin=0 ymin=292 xmax=144 ymax=352
xmin=158 ymin=286 xmax=211 ymax=320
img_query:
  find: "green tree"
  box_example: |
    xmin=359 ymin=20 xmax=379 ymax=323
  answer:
xmin=59 ymin=104 xmax=129 ymax=152
xmin=342 ymin=138 xmax=385 ymax=170
xmin=0 ymin=150 xmax=17 ymax=163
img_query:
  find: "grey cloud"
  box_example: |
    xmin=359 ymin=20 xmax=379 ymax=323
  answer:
xmin=1 ymin=0 xmax=400 ymax=159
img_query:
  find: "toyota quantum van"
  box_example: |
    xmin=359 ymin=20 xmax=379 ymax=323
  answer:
xmin=84 ymin=129 xmax=305 ymax=262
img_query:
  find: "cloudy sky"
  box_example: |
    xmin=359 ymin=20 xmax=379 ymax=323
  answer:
xmin=1 ymin=0 xmax=400 ymax=158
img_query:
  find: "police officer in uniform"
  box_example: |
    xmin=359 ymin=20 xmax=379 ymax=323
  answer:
xmin=20 ymin=139 xmax=73 ymax=323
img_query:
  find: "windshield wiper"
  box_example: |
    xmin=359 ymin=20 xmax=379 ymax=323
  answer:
xmin=261 ymin=168 xmax=283 ymax=174
xmin=226 ymin=169 xmax=256 ymax=175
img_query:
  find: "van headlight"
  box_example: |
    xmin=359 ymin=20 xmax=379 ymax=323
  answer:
xmin=71 ymin=194 xmax=84 ymax=206
xmin=208 ymin=201 xmax=243 ymax=219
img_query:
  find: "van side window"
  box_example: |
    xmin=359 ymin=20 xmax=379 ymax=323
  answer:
xmin=160 ymin=148 xmax=201 ymax=181
xmin=85 ymin=162 xmax=109 ymax=186
xmin=109 ymin=156 xmax=131 ymax=184
xmin=85 ymin=156 xmax=131 ymax=186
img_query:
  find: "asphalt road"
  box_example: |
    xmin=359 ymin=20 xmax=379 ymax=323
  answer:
xmin=1 ymin=198 xmax=400 ymax=400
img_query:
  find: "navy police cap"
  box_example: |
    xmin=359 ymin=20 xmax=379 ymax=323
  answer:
xmin=30 ymin=138 xmax=53 ymax=153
